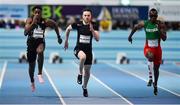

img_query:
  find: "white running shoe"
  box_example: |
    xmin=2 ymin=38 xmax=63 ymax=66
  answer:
xmin=37 ymin=75 xmax=44 ymax=84
xmin=31 ymin=83 xmax=35 ymax=92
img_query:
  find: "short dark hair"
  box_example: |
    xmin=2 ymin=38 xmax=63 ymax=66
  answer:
xmin=150 ymin=8 xmax=158 ymax=14
xmin=82 ymin=8 xmax=93 ymax=15
xmin=32 ymin=6 xmax=42 ymax=11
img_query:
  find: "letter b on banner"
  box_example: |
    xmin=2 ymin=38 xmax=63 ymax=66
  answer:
xmin=42 ymin=6 xmax=51 ymax=18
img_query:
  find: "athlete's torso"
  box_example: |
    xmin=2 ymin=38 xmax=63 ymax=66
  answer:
xmin=144 ymin=20 xmax=161 ymax=47
xmin=72 ymin=21 xmax=98 ymax=51
xmin=29 ymin=17 xmax=46 ymax=39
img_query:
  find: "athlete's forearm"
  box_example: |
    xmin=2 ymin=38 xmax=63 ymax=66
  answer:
xmin=65 ymin=25 xmax=73 ymax=42
xmin=157 ymin=21 xmax=167 ymax=41
xmin=91 ymin=30 xmax=99 ymax=41
xmin=24 ymin=23 xmax=37 ymax=36
xmin=46 ymin=19 xmax=61 ymax=38
xmin=65 ymin=28 xmax=71 ymax=42
xmin=159 ymin=25 xmax=167 ymax=41
xmin=54 ymin=26 xmax=61 ymax=38
xmin=129 ymin=22 xmax=144 ymax=38
xmin=160 ymin=30 xmax=167 ymax=41
xmin=129 ymin=27 xmax=137 ymax=38
xmin=50 ymin=20 xmax=61 ymax=38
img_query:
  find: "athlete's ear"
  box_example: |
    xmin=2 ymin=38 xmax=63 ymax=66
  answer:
xmin=90 ymin=13 xmax=93 ymax=21
xmin=81 ymin=14 xmax=83 ymax=20
xmin=91 ymin=16 xmax=93 ymax=22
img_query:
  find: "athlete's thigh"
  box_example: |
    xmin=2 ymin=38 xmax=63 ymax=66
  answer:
xmin=84 ymin=52 xmax=93 ymax=65
xmin=36 ymin=43 xmax=45 ymax=53
xmin=154 ymin=47 xmax=162 ymax=65
xmin=77 ymin=50 xmax=86 ymax=59
xmin=27 ymin=38 xmax=37 ymax=63
xmin=144 ymin=46 xmax=154 ymax=59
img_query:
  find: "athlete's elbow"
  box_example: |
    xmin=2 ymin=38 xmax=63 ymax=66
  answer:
xmin=65 ymin=28 xmax=71 ymax=34
xmin=161 ymin=33 xmax=167 ymax=41
xmin=162 ymin=36 xmax=167 ymax=41
xmin=24 ymin=30 xmax=29 ymax=36
xmin=95 ymin=37 xmax=100 ymax=42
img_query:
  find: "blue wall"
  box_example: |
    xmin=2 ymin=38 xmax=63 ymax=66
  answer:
xmin=0 ymin=29 xmax=179 ymax=62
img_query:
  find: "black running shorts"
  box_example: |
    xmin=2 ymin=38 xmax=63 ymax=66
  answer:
xmin=27 ymin=37 xmax=45 ymax=63
xmin=74 ymin=46 xmax=93 ymax=65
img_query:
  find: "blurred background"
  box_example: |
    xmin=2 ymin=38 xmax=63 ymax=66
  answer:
xmin=0 ymin=1 xmax=180 ymax=104
xmin=0 ymin=0 xmax=180 ymax=63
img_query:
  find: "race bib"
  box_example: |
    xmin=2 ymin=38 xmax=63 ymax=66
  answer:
xmin=33 ymin=26 xmax=44 ymax=38
xmin=148 ymin=39 xmax=158 ymax=47
xmin=79 ymin=35 xmax=90 ymax=44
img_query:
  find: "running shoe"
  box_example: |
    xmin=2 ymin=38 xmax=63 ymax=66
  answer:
xmin=37 ymin=74 xmax=44 ymax=84
xmin=147 ymin=79 xmax=153 ymax=87
xmin=77 ymin=74 xmax=82 ymax=84
xmin=31 ymin=83 xmax=35 ymax=92
xmin=82 ymin=86 xmax=88 ymax=97
xmin=153 ymin=83 xmax=158 ymax=96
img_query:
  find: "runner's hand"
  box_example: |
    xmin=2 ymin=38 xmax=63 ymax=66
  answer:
xmin=58 ymin=36 xmax=63 ymax=44
xmin=64 ymin=40 xmax=68 ymax=51
xmin=89 ymin=23 xmax=94 ymax=32
xmin=128 ymin=36 xmax=133 ymax=44
xmin=32 ymin=15 xmax=38 ymax=24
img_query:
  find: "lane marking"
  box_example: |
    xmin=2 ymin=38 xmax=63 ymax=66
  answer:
xmin=73 ymin=62 xmax=133 ymax=105
xmin=158 ymin=66 xmax=180 ymax=78
xmin=104 ymin=62 xmax=180 ymax=97
xmin=0 ymin=61 xmax=8 ymax=89
xmin=44 ymin=67 xmax=67 ymax=105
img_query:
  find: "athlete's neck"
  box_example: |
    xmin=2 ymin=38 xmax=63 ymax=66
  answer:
xmin=149 ymin=19 xmax=157 ymax=24
xmin=83 ymin=20 xmax=90 ymax=25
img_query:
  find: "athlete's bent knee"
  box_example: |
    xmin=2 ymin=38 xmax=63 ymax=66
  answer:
xmin=78 ymin=51 xmax=86 ymax=61
xmin=36 ymin=44 xmax=44 ymax=53
xmin=146 ymin=51 xmax=154 ymax=62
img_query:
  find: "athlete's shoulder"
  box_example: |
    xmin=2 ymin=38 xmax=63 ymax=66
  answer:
xmin=77 ymin=21 xmax=83 ymax=26
xmin=91 ymin=21 xmax=99 ymax=31
xmin=26 ymin=17 xmax=33 ymax=23
xmin=44 ymin=18 xmax=52 ymax=23
xmin=41 ymin=18 xmax=46 ymax=22
xmin=156 ymin=20 xmax=165 ymax=25
xmin=144 ymin=20 xmax=149 ymax=24
xmin=157 ymin=20 xmax=166 ymax=29
xmin=45 ymin=18 xmax=57 ymax=26
xmin=71 ymin=21 xmax=82 ymax=26
xmin=91 ymin=21 xmax=98 ymax=25
xmin=143 ymin=20 xmax=149 ymax=27
xmin=27 ymin=16 xmax=34 ymax=21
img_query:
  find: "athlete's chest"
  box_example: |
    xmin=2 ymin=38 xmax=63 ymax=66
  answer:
xmin=145 ymin=23 xmax=158 ymax=33
xmin=78 ymin=25 xmax=92 ymax=35
xmin=32 ymin=21 xmax=46 ymax=38
xmin=77 ymin=25 xmax=93 ymax=44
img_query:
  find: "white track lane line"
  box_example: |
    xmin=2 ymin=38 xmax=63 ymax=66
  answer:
xmin=104 ymin=61 xmax=180 ymax=97
xmin=0 ymin=61 xmax=8 ymax=89
xmin=44 ymin=67 xmax=67 ymax=105
xmin=73 ymin=62 xmax=133 ymax=105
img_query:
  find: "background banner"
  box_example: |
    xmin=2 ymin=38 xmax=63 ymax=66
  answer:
xmin=0 ymin=5 xmax=28 ymax=19
xmin=150 ymin=5 xmax=180 ymax=21
xmin=28 ymin=5 xmax=148 ymax=20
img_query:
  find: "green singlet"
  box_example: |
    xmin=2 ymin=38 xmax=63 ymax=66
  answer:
xmin=144 ymin=20 xmax=160 ymax=40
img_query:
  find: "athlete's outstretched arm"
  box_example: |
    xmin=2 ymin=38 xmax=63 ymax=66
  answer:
xmin=24 ymin=16 xmax=38 ymax=36
xmin=90 ymin=23 xmax=99 ymax=42
xmin=64 ymin=25 xmax=73 ymax=50
xmin=158 ymin=21 xmax=167 ymax=41
xmin=46 ymin=19 xmax=62 ymax=44
xmin=128 ymin=21 xmax=144 ymax=44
